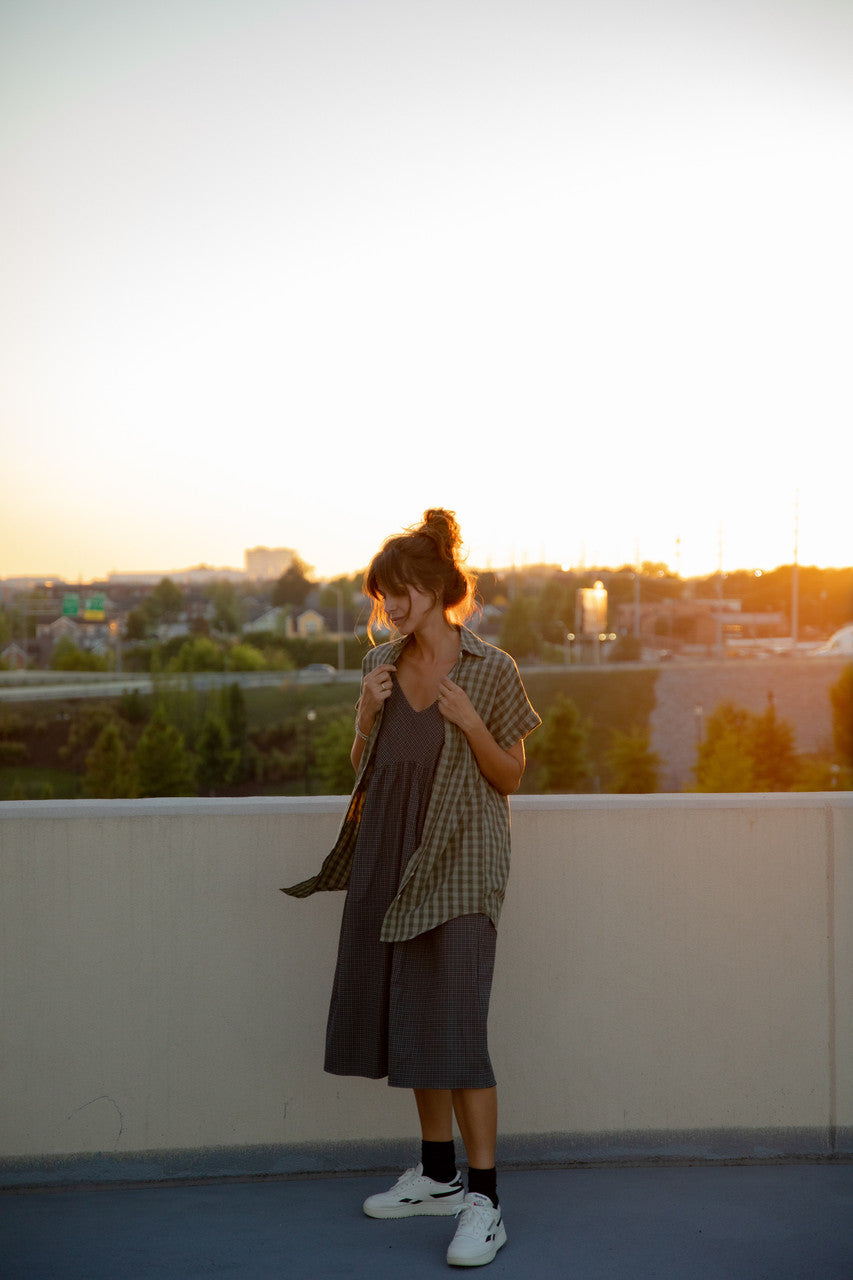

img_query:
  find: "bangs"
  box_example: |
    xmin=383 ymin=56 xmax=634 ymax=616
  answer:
xmin=365 ymin=542 xmax=417 ymax=601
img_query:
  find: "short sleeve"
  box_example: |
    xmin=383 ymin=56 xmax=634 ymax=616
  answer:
xmin=488 ymin=656 xmax=541 ymax=749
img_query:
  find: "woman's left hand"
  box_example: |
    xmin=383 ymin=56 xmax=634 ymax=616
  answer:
xmin=437 ymin=677 xmax=480 ymax=734
xmin=438 ymin=675 xmax=525 ymax=794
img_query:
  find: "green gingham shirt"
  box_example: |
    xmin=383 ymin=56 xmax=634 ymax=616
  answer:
xmin=281 ymin=626 xmax=541 ymax=943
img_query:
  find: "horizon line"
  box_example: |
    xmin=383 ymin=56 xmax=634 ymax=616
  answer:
xmin=2 ymin=559 xmax=852 ymax=586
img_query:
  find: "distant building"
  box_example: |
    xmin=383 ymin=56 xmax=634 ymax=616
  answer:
xmin=615 ymin=598 xmax=787 ymax=652
xmin=36 ymin=616 xmax=82 ymax=645
xmin=293 ymin=608 xmax=325 ymax=639
xmin=108 ymin=567 xmax=246 ymax=586
xmin=244 ymin=547 xmax=295 ymax=581
xmin=33 ymin=614 xmax=116 ymax=664
xmin=244 ymin=606 xmax=291 ymax=635
xmin=1 ymin=641 xmax=28 ymax=670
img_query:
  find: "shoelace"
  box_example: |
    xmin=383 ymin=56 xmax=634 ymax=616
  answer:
xmin=454 ymin=1195 xmax=496 ymax=1232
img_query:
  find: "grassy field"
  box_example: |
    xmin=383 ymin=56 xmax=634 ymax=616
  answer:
xmin=0 ymin=665 xmax=660 ymax=798
xmin=518 ymin=666 xmax=659 ymax=792
xmin=0 ymin=766 xmax=84 ymax=801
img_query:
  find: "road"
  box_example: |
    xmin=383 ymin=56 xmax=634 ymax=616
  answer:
xmin=0 ymin=670 xmax=362 ymax=703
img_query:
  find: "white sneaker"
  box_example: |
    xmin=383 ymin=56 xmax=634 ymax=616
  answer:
xmin=363 ymin=1163 xmax=465 ymax=1218
xmin=446 ymin=1192 xmax=507 ymax=1267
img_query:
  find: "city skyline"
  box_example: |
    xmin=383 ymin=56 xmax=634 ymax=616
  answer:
xmin=2 ymin=0 xmax=851 ymax=583
xmin=1 ymin=525 xmax=848 ymax=590
xmin=1 ymin=481 xmax=845 ymax=587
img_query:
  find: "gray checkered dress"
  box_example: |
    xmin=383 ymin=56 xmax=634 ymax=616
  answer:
xmin=324 ymin=678 xmax=497 ymax=1090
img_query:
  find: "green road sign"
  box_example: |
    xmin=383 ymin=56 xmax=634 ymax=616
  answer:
xmin=62 ymin=594 xmax=80 ymax=617
xmin=84 ymin=594 xmax=106 ymax=621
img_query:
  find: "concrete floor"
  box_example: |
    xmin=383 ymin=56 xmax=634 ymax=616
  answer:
xmin=1 ymin=1163 xmax=852 ymax=1280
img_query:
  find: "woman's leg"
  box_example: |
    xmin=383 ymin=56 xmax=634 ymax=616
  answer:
xmin=451 ymin=1086 xmax=497 ymax=1169
xmin=445 ymin=1085 xmax=505 ymax=1265
xmin=414 ymin=1088 xmax=454 ymax=1141
xmin=413 ymin=1086 xmax=498 ymax=1168
xmin=412 ymin=1089 xmax=460 ymax=1186
xmin=362 ymin=1091 xmax=462 ymax=1218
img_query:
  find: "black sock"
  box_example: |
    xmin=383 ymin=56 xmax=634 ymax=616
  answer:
xmin=421 ymin=1139 xmax=458 ymax=1184
xmin=467 ymin=1165 xmax=498 ymax=1208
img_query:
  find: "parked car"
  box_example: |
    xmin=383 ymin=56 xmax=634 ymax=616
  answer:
xmin=298 ymin=663 xmax=337 ymax=683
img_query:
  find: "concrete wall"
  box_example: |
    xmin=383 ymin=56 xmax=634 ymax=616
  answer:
xmin=0 ymin=793 xmax=850 ymax=1186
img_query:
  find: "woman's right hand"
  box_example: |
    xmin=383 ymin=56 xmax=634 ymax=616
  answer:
xmin=357 ymin=663 xmax=397 ymax=735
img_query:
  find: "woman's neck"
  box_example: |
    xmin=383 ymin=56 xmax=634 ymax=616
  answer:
xmin=408 ymin=614 xmax=459 ymax=666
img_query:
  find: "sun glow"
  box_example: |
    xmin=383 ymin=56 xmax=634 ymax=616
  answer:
xmin=1 ymin=0 xmax=851 ymax=583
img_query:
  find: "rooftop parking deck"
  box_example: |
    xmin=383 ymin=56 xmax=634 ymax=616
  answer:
xmin=3 ymin=1162 xmax=852 ymax=1279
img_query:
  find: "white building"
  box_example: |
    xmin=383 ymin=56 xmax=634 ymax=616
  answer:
xmin=244 ymin=547 xmax=296 ymax=581
xmin=108 ymin=567 xmax=246 ymax=585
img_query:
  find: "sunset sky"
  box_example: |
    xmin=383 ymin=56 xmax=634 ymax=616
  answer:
xmin=2 ymin=0 xmax=850 ymax=583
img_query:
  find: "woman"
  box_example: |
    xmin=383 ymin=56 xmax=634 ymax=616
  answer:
xmin=283 ymin=509 xmax=540 ymax=1267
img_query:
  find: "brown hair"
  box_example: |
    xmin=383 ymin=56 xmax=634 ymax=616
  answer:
xmin=364 ymin=508 xmax=478 ymax=641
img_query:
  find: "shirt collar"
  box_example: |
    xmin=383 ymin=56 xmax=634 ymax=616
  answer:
xmin=384 ymin=623 xmax=487 ymax=662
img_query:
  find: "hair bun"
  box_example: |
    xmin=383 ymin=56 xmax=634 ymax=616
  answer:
xmin=421 ymin=508 xmax=463 ymax=560
xmin=364 ymin=507 xmax=477 ymax=639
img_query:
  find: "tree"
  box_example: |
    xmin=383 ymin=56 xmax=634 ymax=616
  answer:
xmin=749 ymin=697 xmax=798 ymax=791
xmin=530 ymin=694 xmax=592 ymax=792
xmin=606 ymin=726 xmax=660 ymax=793
xmin=692 ymin=697 xmax=799 ymax=792
xmin=317 ymin=576 xmax=357 ymax=611
xmin=134 ymin=705 xmax=196 ymax=796
xmin=169 ymin=636 xmax=224 ymax=672
xmin=221 ymin=681 xmax=247 ymax=744
xmin=221 ymin=681 xmax=249 ymax=781
xmin=118 ymin=687 xmax=148 ymax=724
xmin=50 ymin=636 xmax=109 ymax=672
xmin=84 ymin=720 xmax=136 ymax=798
xmin=207 ymin=581 xmax=242 ymax=634
xmin=271 ymin=558 xmax=313 ymax=608
xmin=195 ymin=713 xmax=238 ymax=795
xmin=314 ymin=715 xmax=358 ymax=794
xmin=535 ymin=577 xmax=571 ymax=646
xmin=498 ymin=596 xmax=539 ymax=662
xmin=144 ymin=577 xmax=184 ymax=624
xmin=227 ymin=643 xmax=265 ymax=671
xmin=692 ymin=702 xmax=757 ymax=792
xmin=59 ymin=703 xmax=117 ymax=770
xmin=830 ymin=664 xmax=853 ymax=766
xmin=124 ymin=608 xmax=148 ymax=641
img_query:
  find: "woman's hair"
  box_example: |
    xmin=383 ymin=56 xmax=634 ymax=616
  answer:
xmin=364 ymin=508 xmax=478 ymax=641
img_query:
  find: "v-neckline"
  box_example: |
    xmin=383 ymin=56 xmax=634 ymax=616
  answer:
xmin=393 ymin=677 xmax=439 ymax=717
xmin=392 ymin=632 xmax=461 ymax=715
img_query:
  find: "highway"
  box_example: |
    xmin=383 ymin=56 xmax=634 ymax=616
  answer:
xmin=0 ymin=670 xmax=361 ymax=703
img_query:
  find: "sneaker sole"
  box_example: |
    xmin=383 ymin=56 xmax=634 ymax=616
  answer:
xmin=364 ymin=1196 xmax=465 ymax=1219
xmin=447 ymin=1220 xmax=507 ymax=1266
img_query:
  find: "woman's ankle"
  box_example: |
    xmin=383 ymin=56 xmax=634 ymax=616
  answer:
xmin=421 ymin=1139 xmax=458 ymax=1184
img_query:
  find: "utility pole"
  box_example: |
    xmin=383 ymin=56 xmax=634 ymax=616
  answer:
xmin=633 ymin=540 xmax=641 ymax=640
xmin=715 ymin=523 xmax=725 ymax=658
xmin=791 ymin=490 xmax=800 ymax=650
xmin=336 ymin=586 xmax=345 ymax=674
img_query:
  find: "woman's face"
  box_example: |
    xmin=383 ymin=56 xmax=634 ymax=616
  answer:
xmin=380 ymin=582 xmax=440 ymax=635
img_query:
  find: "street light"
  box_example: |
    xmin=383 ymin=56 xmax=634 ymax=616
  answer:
xmin=109 ymin=619 xmax=123 ymax=673
xmin=304 ymin=709 xmax=317 ymax=794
